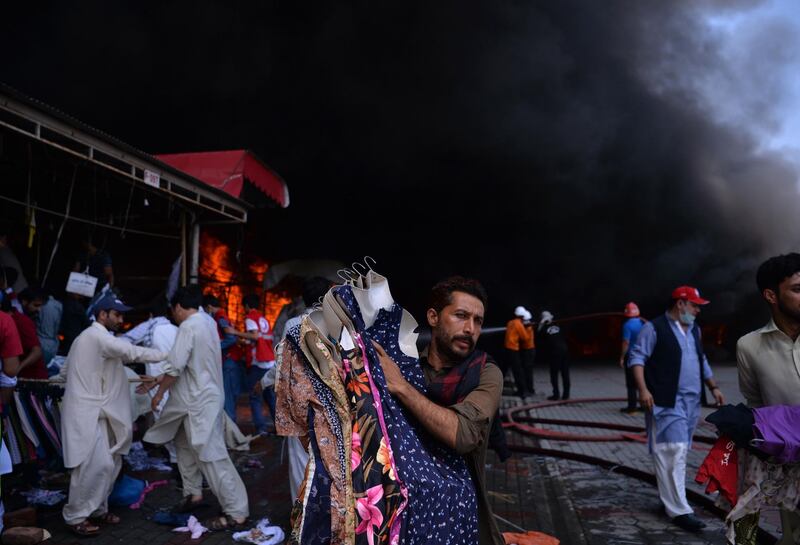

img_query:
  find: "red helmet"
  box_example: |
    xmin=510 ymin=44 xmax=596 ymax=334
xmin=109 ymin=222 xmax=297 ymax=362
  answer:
xmin=624 ymin=302 xmax=640 ymax=318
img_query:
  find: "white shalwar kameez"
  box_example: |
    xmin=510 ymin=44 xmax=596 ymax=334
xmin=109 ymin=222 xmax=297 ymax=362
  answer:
xmin=143 ymin=312 xmax=249 ymax=519
xmin=61 ymin=322 xmax=167 ymax=525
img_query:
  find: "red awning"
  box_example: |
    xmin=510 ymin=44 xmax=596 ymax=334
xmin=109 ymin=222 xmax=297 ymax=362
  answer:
xmin=156 ymin=150 xmax=290 ymax=208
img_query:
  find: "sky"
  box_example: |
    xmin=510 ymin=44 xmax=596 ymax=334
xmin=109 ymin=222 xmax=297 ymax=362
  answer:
xmin=3 ymin=1 xmax=800 ymax=333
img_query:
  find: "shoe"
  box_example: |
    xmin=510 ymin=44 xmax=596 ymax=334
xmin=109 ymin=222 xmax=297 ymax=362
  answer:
xmin=672 ymin=513 xmax=706 ymax=532
xmin=561 ymin=394 xmax=570 ymax=400
xmin=547 ymin=394 xmax=560 ymax=401
xmin=620 ymin=407 xmax=640 ymax=414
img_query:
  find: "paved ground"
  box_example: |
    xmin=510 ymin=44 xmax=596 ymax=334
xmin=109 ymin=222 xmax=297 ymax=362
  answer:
xmin=490 ymin=360 xmax=783 ymax=544
xmin=6 ymin=360 xmax=784 ymax=544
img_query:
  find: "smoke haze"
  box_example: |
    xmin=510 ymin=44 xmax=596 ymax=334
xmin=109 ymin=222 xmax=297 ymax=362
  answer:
xmin=3 ymin=0 xmax=800 ymax=329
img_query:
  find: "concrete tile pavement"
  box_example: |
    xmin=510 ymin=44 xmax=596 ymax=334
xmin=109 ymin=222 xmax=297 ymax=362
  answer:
xmin=489 ymin=360 xmax=784 ymax=544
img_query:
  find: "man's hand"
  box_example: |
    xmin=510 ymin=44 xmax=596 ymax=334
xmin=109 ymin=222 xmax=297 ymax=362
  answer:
xmin=711 ymin=387 xmax=725 ymax=407
xmin=151 ymin=390 xmax=164 ymax=412
xmin=618 ymin=358 xmax=625 ymax=369
xmin=372 ymin=341 xmax=407 ymax=396
xmin=135 ymin=375 xmax=158 ymax=395
xmin=253 ymin=380 xmax=263 ymax=395
xmin=639 ymin=387 xmax=655 ymax=411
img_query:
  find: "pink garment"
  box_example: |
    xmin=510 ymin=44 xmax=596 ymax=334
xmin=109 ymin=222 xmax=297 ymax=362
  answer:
xmin=354 ymin=334 xmax=408 ymax=543
xmin=130 ymin=480 xmax=169 ymax=510
xmin=173 ymin=515 xmax=208 ymax=539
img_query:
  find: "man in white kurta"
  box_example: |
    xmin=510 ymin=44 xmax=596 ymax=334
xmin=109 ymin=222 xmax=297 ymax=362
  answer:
xmin=144 ymin=288 xmax=249 ymax=527
xmin=61 ymin=295 xmax=167 ymax=533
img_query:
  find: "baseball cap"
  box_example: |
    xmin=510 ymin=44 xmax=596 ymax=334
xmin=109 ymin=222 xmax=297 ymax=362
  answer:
xmin=671 ymin=286 xmax=709 ymax=305
xmin=95 ymin=293 xmax=132 ymax=312
xmin=623 ymin=302 xmax=640 ymax=317
xmin=514 ymin=305 xmax=527 ymax=317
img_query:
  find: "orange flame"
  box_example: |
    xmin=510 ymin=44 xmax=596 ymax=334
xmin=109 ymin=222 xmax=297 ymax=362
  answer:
xmin=200 ymin=233 xmax=290 ymax=329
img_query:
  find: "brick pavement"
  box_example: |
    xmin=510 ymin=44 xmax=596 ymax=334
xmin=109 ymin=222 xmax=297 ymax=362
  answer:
xmin=489 ymin=360 xmax=784 ymax=544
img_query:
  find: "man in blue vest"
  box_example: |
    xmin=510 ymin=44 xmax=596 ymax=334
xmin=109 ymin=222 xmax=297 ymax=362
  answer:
xmin=628 ymin=286 xmax=725 ymax=533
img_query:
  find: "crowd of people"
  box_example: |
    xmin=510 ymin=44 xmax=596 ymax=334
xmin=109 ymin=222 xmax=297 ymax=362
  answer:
xmin=0 ymin=227 xmax=799 ymax=544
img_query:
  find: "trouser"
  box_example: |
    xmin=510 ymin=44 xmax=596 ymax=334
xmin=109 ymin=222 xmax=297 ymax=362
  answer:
xmin=624 ymin=362 xmax=638 ymax=409
xmin=245 ymin=366 xmax=276 ymax=432
xmin=286 ymin=436 xmax=309 ymax=498
xmin=222 ymin=358 xmax=244 ymax=422
xmin=651 ymin=441 xmax=693 ymax=518
xmin=506 ymin=349 xmax=529 ymax=397
xmin=522 ymin=348 xmax=536 ymax=393
xmin=174 ymin=423 xmax=249 ymax=519
xmin=549 ymin=353 xmax=570 ymax=398
xmin=63 ymin=420 xmax=123 ymax=525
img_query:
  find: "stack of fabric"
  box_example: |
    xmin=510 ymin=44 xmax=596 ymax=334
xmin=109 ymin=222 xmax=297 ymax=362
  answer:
xmin=275 ymin=271 xmax=478 ymax=544
xmin=702 ymin=404 xmax=800 ymax=543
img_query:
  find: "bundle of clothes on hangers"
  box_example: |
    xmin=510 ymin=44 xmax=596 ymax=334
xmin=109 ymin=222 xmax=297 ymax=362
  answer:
xmin=2 ymin=382 xmax=64 ymax=467
xmin=275 ymin=266 xmax=480 ymax=544
xmin=698 ymin=403 xmax=800 ymax=543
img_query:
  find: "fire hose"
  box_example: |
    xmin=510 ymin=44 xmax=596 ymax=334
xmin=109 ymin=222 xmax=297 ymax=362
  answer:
xmin=503 ymin=397 xmax=714 ymax=444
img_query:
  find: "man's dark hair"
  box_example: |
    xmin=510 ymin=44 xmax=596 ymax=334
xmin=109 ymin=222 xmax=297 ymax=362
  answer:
xmin=302 ymin=277 xmax=331 ymax=308
xmin=243 ymin=293 xmax=260 ymax=310
xmin=429 ymin=276 xmax=488 ymax=313
xmin=18 ymin=287 xmax=47 ymax=304
xmin=150 ymin=299 xmax=171 ymax=317
xmin=203 ymin=294 xmax=221 ymax=308
xmin=756 ymin=253 xmax=800 ymax=295
xmin=171 ymin=286 xmax=202 ymax=310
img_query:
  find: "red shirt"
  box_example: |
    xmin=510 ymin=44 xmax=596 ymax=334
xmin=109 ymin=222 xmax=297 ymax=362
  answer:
xmin=0 ymin=311 xmax=22 ymax=361
xmin=10 ymin=310 xmax=47 ymax=379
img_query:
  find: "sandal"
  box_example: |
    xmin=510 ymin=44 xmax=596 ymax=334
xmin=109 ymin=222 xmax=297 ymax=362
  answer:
xmin=89 ymin=512 xmax=121 ymax=525
xmin=67 ymin=520 xmax=100 ymax=537
xmin=173 ymin=496 xmax=207 ymax=514
xmin=204 ymin=515 xmax=247 ymax=532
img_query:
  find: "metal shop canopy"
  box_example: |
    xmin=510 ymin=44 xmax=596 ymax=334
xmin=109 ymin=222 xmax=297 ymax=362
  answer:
xmin=157 ymin=150 xmax=290 ymax=209
xmin=0 ymin=82 xmax=249 ymax=223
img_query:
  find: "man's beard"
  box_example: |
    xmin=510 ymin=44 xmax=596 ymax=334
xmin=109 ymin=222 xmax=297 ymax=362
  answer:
xmin=777 ymin=295 xmax=800 ymax=323
xmin=433 ymin=329 xmax=475 ymax=362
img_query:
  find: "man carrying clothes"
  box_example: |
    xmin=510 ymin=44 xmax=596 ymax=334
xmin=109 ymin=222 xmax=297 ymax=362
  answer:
xmin=736 ymin=254 xmax=800 ymax=543
xmin=373 ymin=276 xmax=505 ymax=545
xmin=629 ymin=286 xmax=724 ymax=532
xmin=143 ymin=287 xmax=249 ymax=530
xmin=61 ymin=294 xmax=167 ymax=537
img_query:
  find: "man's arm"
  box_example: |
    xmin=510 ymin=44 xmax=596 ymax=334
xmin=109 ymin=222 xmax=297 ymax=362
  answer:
xmin=373 ymin=341 xmax=459 ymax=449
xmin=628 ymin=322 xmax=656 ymax=410
xmin=736 ymin=339 xmax=762 ymax=407
xmin=619 ymin=339 xmax=629 ymax=368
xmin=18 ymin=345 xmax=42 ymax=372
xmin=101 ymin=334 xmax=167 ymax=364
xmin=2 ymin=356 xmax=21 ymax=378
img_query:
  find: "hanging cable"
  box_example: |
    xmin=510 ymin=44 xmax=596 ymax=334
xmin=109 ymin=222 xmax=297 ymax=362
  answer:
xmin=0 ymin=194 xmax=180 ymax=240
xmin=42 ymin=166 xmax=76 ymax=284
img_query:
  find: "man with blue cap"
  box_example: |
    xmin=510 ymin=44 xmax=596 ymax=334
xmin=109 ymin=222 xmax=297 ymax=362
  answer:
xmin=61 ymin=293 xmax=167 ymax=537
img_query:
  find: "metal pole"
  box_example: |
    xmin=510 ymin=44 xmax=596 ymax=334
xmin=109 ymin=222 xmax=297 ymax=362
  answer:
xmin=180 ymin=212 xmax=187 ymax=286
xmin=189 ymin=220 xmax=200 ymax=285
